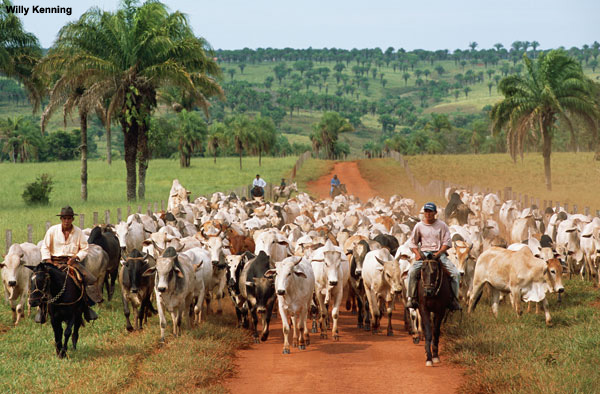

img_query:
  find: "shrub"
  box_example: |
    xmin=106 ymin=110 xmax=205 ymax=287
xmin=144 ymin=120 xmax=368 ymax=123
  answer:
xmin=22 ymin=174 xmax=54 ymax=205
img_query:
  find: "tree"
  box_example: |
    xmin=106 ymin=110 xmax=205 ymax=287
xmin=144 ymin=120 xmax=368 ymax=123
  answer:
xmin=491 ymin=50 xmax=600 ymax=190
xmin=426 ymin=114 xmax=451 ymax=133
xmin=174 ymin=110 xmax=207 ymax=168
xmin=252 ymin=115 xmax=276 ymax=166
xmin=313 ymin=112 xmax=353 ymax=159
xmin=238 ymin=63 xmax=246 ymax=74
xmin=38 ymin=0 xmax=223 ymax=200
xmin=273 ymin=63 xmax=288 ymax=84
xmin=494 ymin=43 xmax=504 ymax=52
xmin=488 ymin=81 xmax=494 ymax=95
xmin=226 ymin=114 xmax=254 ymax=170
xmin=228 ymin=68 xmax=236 ymax=80
xmin=469 ymin=41 xmax=478 ymax=52
xmin=590 ymin=59 xmax=598 ymax=72
xmin=378 ymin=114 xmax=398 ymax=133
xmin=206 ymin=121 xmax=226 ymax=164
xmin=264 ymin=76 xmax=274 ymax=89
xmin=531 ymin=41 xmax=540 ymax=57
xmin=463 ymin=86 xmax=471 ymax=97
xmin=402 ymin=72 xmax=410 ymax=86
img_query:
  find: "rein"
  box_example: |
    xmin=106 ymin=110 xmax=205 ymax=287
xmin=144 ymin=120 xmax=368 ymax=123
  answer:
xmin=423 ymin=259 xmax=443 ymax=297
xmin=30 ymin=266 xmax=85 ymax=306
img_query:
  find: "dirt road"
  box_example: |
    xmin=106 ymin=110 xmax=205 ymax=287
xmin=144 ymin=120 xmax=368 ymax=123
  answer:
xmin=224 ymin=161 xmax=463 ymax=394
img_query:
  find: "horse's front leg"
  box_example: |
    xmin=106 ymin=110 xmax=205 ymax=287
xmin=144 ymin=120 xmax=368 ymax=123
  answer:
xmin=419 ymin=304 xmax=433 ymax=366
xmin=61 ymin=317 xmax=76 ymax=358
xmin=432 ymin=311 xmax=443 ymax=364
xmin=51 ymin=316 xmax=64 ymax=358
xmin=72 ymin=311 xmax=83 ymax=350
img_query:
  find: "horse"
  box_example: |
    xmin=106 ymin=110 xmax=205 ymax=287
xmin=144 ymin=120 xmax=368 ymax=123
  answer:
xmin=416 ymin=256 xmax=454 ymax=367
xmin=273 ymin=182 xmax=298 ymax=202
xmin=331 ymin=183 xmax=347 ymax=198
xmin=27 ymin=263 xmax=86 ymax=358
xmin=250 ymin=185 xmax=264 ymax=201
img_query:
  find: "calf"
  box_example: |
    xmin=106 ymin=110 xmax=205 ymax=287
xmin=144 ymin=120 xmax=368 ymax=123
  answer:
xmin=240 ymin=251 xmax=276 ymax=343
xmin=310 ymin=240 xmax=349 ymax=340
xmin=265 ymin=256 xmax=315 ymax=354
xmin=362 ymin=248 xmax=403 ymax=335
xmin=1 ymin=243 xmax=41 ymax=325
xmin=143 ymin=247 xmax=196 ymax=341
xmin=468 ymin=247 xmax=564 ymax=326
xmin=119 ymin=249 xmax=155 ymax=331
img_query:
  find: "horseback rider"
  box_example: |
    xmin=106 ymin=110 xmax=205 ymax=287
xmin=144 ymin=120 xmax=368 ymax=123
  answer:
xmin=252 ymin=174 xmax=266 ymax=196
xmin=330 ymin=174 xmax=341 ymax=197
xmin=406 ymin=202 xmax=462 ymax=311
xmin=38 ymin=206 xmax=102 ymax=323
xmin=280 ymin=178 xmax=286 ymax=188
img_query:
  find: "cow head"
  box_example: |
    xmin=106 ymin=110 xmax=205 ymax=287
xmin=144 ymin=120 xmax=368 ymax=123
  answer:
xmin=1 ymin=246 xmax=27 ymax=297
xmin=544 ymin=258 xmax=565 ymax=294
xmin=374 ymin=256 xmax=403 ymax=294
xmin=144 ymin=247 xmax=183 ymax=293
xmin=268 ymin=256 xmax=306 ymax=296
xmin=122 ymin=249 xmax=152 ymax=295
xmin=351 ymin=240 xmax=370 ymax=278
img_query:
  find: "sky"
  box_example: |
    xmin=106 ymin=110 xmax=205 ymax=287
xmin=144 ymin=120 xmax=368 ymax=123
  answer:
xmin=10 ymin=0 xmax=600 ymax=51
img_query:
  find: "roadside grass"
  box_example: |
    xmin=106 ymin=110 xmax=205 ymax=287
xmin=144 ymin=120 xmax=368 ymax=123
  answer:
xmin=0 ymin=156 xmax=297 ymax=248
xmin=0 ymin=286 xmax=250 ymax=393
xmin=356 ymin=158 xmax=416 ymax=199
xmin=445 ymin=279 xmax=600 ymax=393
xmin=405 ymin=152 xmax=600 ymax=210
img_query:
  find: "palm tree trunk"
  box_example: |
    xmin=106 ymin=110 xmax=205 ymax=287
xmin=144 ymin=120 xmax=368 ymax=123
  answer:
xmin=80 ymin=111 xmax=88 ymax=201
xmin=259 ymin=148 xmax=262 ymax=166
xmin=123 ymin=120 xmax=138 ymax=201
xmin=542 ymin=126 xmax=552 ymax=191
xmin=106 ymin=126 xmax=112 ymax=165
xmin=138 ymin=129 xmax=149 ymax=200
xmin=239 ymin=151 xmax=242 ymax=170
xmin=213 ymin=150 xmax=217 ymax=164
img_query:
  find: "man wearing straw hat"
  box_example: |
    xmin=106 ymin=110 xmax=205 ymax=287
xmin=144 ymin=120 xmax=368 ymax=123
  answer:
xmin=38 ymin=206 xmax=100 ymax=323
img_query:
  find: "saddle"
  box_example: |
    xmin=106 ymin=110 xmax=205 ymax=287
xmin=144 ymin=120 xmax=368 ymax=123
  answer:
xmin=49 ymin=257 xmax=84 ymax=289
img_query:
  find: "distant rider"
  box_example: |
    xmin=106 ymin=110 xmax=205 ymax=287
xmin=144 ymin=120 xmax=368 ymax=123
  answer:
xmin=406 ymin=202 xmax=462 ymax=311
xmin=280 ymin=178 xmax=287 ymax=188
xmin=330 ymin=174 xmax=341 ymax=197
xmin=253 ymin=174 xmax=267 ymax=196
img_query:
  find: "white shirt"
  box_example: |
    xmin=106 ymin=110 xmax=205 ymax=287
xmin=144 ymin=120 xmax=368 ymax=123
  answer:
xmin=253 ymin=178 xmax=266 ymax=188
xmin=40 ymin=224 xmax=89 ymax=261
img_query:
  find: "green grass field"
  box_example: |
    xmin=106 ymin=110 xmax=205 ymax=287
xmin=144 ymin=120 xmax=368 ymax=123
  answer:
xmin=0 ymin=156 xmax=297 ymax=250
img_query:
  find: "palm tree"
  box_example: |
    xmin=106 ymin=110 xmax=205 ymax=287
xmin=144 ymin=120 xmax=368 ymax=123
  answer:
xmin=309 ymin=129 xmax=322 ymax=158
xmin=37 ymin=0 xmax=223 ymax=201
xmin=0 ymin=0 xmax=43 ymax=109
xmin=402 ymin=72 xmax=410 ymax=86
xmin=206 ymin=121 xmax=226 ymax=164
xmin=491 ymin=50 xmax=600 ymax=190
xmin=252 ymin=115 xmax=276 ymax=167
xmin=487 ymin=81 xmax=494 ymax=95
xmin=313 ymin=112 xmax=353 ymax=159
xmin=175 ymin=110 xmax=207 ymax=168
xmin=227 ymin=114 xmax=254 ymax=170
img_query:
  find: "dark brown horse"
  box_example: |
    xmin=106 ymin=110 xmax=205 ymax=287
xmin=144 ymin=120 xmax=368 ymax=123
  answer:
xmin=417 ymin=257 xmax=453 ymax=367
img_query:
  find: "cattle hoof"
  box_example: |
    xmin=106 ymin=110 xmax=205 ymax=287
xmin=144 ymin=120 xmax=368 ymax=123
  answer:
xmin=299 ymin=344 xmax=306 ymax=350
xmin=254 ymin=338 xmax=260 ymax=344
xmin=413 ymin=337 xmax=420 ymax=344
xmin=357 ymin=323 xmax=363 ymax=329
xmin=261 ymin=334 xmax=269 ymax=342
xmin=282 ymin=348 xmax=290 ymax=354
xmin=433 ymin=357 xmax=440 ymax=364
xmin=320 ymin=333 xmax=327 ymax=339
xmin=126 ymin=325 xmax=134 ymax=332
xmin=387 ymin=331 xmax=393 ymax=337
xmin=333 ymin=335 xmax=339 ymax=341
xmin=364 ymin=324 xmax=371 ymax=331
xmin=159 ymin=338 xmax=165 ymax=344
xmin=293 ymin=342 xmax=298 ymax=348
xmin=426 ymin=361 xmax=433 ymax=367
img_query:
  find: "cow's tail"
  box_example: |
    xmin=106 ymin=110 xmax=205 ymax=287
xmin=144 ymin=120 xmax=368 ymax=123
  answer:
xmin=470 ymin=283 xmax=485 ymax=312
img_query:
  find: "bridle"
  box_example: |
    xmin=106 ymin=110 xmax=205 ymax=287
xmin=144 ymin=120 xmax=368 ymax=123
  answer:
xmin=29 ymin=266 xmax=84 ymax=306
xmin=422 ymin=259 xmax=443 ymax=297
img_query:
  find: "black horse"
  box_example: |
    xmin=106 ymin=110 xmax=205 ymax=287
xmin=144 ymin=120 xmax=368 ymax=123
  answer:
xmin=417 ymin=256 xmax=453 ymax=367
xmin=250 ymin=185 xmax=264 ymax=200
xmin=27 ymin=263 xmax=86 ymax=358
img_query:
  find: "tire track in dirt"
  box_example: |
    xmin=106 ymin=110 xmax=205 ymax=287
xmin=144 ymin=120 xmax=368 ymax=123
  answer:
xmin=224 ymin=161 xmax=464 ymax=394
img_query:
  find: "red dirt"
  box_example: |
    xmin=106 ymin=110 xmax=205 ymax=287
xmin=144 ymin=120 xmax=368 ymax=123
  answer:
xmin=224 ymin=161 xmax=464 ymax=394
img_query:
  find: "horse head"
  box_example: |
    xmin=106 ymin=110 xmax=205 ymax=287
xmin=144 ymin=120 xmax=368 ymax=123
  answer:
xmin=421 ymin=257 xmax=442 ymax=297
xmin=26 ymin=263 xmax=51 ymax=307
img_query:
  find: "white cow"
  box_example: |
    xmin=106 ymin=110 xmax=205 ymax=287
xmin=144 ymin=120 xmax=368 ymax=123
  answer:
xmin=310 ymin=240 xmax=349 ymax=340
xmin=1 ymin=243 xmax=41 ymax=324
xmin=362 ymin=248 xmax=403 ymax=335
xmin=179 ymin=247 xmax=211 ymax=325
xmin=254 ymin=229 xmax=291 ymax=263
xmin=266 ymin=256 xmax=315 ymax=354
xmin=168 ymin=179 xmax=190 ymax=211
xmin=115 ymin=218 xmax=145 ymax=256
xmin=581 ymin=218 xmax=600 ymax=285
xmin=143 ymin=247 xmax=196 ymax=341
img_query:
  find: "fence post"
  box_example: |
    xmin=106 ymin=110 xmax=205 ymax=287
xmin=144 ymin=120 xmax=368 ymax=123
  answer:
xmin=105 ymin=210 xmax=110 ymax=225
xmin=27 ymin=224 xmax=33 ymax=243
xmin=596 ymin=210 xmax=600 ymax=218
xmin=161 ymin=200 xmax=165 ymax=211
xmin=154 ymin=202 xmax=158 ymax=213
xmin=555 ymin=202 xmax=560 ymax=211
xmin=147 ymin=203 xmax=152 ymax=216
xmin=79 ymin=214 xmax=85 ymax=229
xmin=117 ymin=208 xmax=122 ymax=222
xmin=504 ymin=187 xmax=511 ymax=201
xmin=5 ymin=229 xmax=12 ymax=254
xmin=573 ymin=204 xmax=578 ymax=214
xmin=46 ymin=221 xmax=51 ymax=232
xmin=127 ymin=206 xmax=132 ymax=217
xmin=585 ymin=207 xmax=590 ymax=216
xmin=548 ymin=200 xmax=552 ymax=210
xmin=524 ymin=195 xmax=529 ymax=207
xmin=137 ymin=205 xmax=142 ymax=214
xmin=93 ymin=212 xmax=98 ymax=225
xmin=564 ymin=203 xmax=569 ymax=213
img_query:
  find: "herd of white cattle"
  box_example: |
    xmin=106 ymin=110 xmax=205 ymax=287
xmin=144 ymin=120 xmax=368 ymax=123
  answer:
xmin=2 ymin=179 xmax=598 ymax=354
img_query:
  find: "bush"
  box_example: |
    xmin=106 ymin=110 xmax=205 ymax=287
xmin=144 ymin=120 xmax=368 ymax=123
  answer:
xmin=22 ymin=174 xmax=54 ymax=205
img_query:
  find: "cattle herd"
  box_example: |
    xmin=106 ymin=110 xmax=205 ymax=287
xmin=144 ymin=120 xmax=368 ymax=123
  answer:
xmin=1 ymin=178 xmax=598 ymax=363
